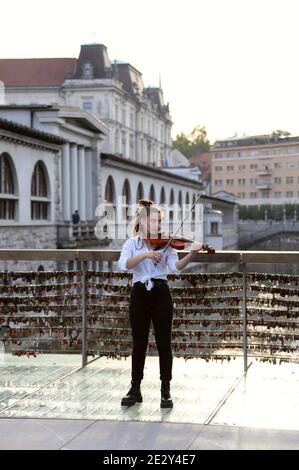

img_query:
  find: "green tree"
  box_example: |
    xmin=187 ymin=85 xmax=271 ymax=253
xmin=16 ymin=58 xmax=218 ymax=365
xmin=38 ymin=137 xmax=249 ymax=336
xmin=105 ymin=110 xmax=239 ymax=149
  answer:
xmin=172 ymin=132 xmax=193 ymax=158
xmin=173 ymin=125 xmax=211 ymax=158
xmin=271 ymin=130 xmax=291 ymax=138
xmin=189 ymin=125 xmax=211 ymax=155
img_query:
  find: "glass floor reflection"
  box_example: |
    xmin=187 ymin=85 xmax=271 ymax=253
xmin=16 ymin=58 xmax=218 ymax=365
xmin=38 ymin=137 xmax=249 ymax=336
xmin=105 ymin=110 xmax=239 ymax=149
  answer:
xmin=0 ymin=354 xmax=299 ymax=431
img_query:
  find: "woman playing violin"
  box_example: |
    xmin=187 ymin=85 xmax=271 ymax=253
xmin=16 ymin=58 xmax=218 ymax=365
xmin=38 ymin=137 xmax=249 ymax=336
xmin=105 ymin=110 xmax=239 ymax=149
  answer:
xmin=117 ymin=198 xmax=212 ymax=409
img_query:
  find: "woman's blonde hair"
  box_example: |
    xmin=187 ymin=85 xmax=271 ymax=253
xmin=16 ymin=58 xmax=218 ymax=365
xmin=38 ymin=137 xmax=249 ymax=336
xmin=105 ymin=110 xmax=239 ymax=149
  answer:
xmin=132 ymin=199 xmax=162 ymax=236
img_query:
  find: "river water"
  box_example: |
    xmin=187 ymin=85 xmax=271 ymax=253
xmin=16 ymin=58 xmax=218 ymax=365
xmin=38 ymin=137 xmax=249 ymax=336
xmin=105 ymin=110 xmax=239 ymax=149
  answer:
xmin=241 ymin=233 xmax=299 ymax=275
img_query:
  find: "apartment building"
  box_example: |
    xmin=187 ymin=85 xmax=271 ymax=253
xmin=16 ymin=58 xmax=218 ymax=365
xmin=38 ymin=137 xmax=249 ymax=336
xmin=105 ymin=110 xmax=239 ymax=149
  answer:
xmin=211 ymin=134 xmax=299 ymax=205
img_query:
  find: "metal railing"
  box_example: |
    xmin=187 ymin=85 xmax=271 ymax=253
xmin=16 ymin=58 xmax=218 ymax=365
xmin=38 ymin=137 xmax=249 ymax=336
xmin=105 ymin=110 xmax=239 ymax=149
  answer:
xmin=1 ymin=249 xmax=299 ymax=372
xmin=57 ymin=222 xmax=98 ymax=247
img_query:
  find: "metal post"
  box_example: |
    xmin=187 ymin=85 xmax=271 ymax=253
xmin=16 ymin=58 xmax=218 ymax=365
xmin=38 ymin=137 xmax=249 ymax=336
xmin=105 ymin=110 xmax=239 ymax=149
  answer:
xmin=108 ymin=260 xmax=113 ymax=273
xmin=81 ymin=260 xmax=88 ymax=367
xmin=241 ymin=261 xmax=248 ymax=372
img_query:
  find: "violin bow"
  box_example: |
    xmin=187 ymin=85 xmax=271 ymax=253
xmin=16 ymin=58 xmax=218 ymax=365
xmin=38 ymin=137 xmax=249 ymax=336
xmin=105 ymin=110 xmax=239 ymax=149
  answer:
xmin=159 ymin=193 xmax=203 ymax=256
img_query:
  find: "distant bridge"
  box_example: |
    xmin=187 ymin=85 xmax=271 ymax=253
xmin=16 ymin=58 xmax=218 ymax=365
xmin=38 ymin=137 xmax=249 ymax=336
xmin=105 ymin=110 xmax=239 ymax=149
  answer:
xmin=238 ymin=222 xmax=299 ymax=249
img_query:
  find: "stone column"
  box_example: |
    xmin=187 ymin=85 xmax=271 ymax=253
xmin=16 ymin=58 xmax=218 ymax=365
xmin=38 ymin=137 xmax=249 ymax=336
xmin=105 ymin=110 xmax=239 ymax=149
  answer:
xmin=70 ymin=144 xmax=79 ymax=215
xmin=62 ymin=143 xmax=71 ymax=220
xmin=85 ymin=148 xmax=92 ymax=220
xmin=78 ymin=146 xmax=86 ymax=221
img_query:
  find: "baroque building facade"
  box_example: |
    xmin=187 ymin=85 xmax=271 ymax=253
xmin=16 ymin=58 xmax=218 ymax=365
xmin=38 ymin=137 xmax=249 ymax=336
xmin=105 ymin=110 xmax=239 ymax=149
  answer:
xmin=0 ymin=43 xmax=172 ymax=167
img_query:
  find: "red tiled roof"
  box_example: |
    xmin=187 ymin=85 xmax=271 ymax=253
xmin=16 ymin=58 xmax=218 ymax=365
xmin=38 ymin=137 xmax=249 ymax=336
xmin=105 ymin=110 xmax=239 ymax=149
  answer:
xmin=0 ymin=58 xmax=76 ymax=87
xmin=189 ymin=152 xmax=211 ymax=181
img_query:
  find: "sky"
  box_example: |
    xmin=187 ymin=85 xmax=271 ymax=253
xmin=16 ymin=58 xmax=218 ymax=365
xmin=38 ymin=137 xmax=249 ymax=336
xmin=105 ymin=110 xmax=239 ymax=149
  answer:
xmin=1 ymin=0 xmax=299 ymax=142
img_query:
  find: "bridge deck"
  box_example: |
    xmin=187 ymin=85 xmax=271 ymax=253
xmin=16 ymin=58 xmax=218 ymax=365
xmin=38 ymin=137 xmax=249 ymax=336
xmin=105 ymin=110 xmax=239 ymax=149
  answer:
xmin=0 ymin=354 xmax=299 ymax=449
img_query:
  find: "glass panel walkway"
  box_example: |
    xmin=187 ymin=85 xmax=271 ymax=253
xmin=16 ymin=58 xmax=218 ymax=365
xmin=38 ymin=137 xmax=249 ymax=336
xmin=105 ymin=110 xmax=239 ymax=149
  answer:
xmin=0 ymin=354 xmax=299 ymax=449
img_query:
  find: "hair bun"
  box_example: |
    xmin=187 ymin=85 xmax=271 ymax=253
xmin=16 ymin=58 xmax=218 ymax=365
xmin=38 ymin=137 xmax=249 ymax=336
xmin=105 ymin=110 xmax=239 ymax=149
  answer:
xmin=138 ymin=198 xmax=154 ymax=207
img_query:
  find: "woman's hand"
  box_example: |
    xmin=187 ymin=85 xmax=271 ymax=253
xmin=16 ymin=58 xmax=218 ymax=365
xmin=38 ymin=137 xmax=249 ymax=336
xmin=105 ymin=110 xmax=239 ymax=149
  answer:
xmin=146 ymin=251 xmax=163 ymax=263
xmin=189 ymin=241 xmax=203 ymax=253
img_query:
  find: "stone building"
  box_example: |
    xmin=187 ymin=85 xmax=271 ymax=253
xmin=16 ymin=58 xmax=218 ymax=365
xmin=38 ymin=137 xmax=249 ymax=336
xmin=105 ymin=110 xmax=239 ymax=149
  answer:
xmin=0 ymin=43 xmax=172 ymax=166
xmin=0 ymin=117 xmax=65 ymax=270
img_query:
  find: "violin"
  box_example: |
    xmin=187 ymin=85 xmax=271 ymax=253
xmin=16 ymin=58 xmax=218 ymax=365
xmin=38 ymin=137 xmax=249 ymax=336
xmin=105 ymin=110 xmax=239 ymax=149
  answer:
xmin=149 ymin=233 xmax=215 ymax=253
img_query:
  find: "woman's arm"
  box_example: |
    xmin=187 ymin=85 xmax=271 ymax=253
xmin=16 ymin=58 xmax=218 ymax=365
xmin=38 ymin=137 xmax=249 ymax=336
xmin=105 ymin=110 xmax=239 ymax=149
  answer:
xmin=126 ymin=251 xmax=162 ymax=269
xmin=125 ymin=252 xmax=147 ymax=269
xmin=118 ymin=238 xmax=163 ymax=271
xmin=175 ymin=241 xmax=202 ymax=271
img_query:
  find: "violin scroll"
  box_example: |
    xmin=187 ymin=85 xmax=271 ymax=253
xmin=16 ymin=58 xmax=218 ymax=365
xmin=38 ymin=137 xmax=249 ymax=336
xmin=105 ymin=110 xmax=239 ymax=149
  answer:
xmin=201 ymin=243 xmax=216 ymax=254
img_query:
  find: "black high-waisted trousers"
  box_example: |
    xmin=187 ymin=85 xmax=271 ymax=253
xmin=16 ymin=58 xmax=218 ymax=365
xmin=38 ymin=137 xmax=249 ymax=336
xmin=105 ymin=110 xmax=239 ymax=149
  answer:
xmin=129 ymin=281 xmax=174 ymax=383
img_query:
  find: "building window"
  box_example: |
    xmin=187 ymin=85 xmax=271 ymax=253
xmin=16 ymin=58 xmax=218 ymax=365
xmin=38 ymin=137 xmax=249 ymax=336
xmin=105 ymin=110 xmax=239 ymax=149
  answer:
xmin=287 ymin=162 xmax=295 ymax=169
xmin=215 ymin=166 xmax=222 ymax=171
xmin=274 ymin=162 xmax=281 ymax=169
xmin=104 ymin=176 xmax=115 ymax=204
xmin=226 ymin=179 xmax=234 ymax=186
xmin=121 ymin=133 xmax=126 ymax=157
xmin=31 ymin=162 xmax=47 ymax=197
xmin=226 ymin=165 xmax=234 ymax=171
xmin=261 ymin=191 xmax=270 ymax=198
xmin=286 ymin=191 xmax=293 ymax=198
xmin=238 ymin=164 xmax=246 ymax=170
xmin=160 ymin=187 xmax=166 ymax=204
xmin=0 ymin=199 xmax=15 ymax=220
xmin=250 ymin=164 xmax=257 ymax=170
xmin=0 ymin=152 xmax=17 ymax=220
xmin=211 ymin=222 xmax=219 ymax=235
xmin=122 ymin=179 xmax=131 ymax=219
xmin=82 ymin=102 xmax=93 ymax=112
xmin=250 ymin=192 xmax=257 ymax=198
xmin=129 ymin=135 xmax=134 ymax=159
xmin=274 ymin=177 xmax=282 ymax=184
xmin=130 ymin=112 xmax=134 ymax=129
xmin=274 ymin=192 xmax=281 ymax=198
xmin=261 ymin=164 xmax=270 ymax=171
xmin=103 ymin=176 xmax=116 ymax=233
xmin=136 ymin=182 xmax=144 ymax=202
xmin=31 ymin=161 xmax=49 ymax=220
xmin=114 ymin=129 xmax=120 ymax=154
xmin=147 ymin=143 xmax=152 ymax=163
xmin=31 ymin=201 xmax=48 ymax=220
xmin=149 ymin=184 xmax=156 ymax=202
xmin=215 ymin=179 xmax=222 ymax=186
xmin=238 ymin=178 xmax=246 ymax=186
xmin=81 ymin=62 xmax=94 ymax=79
xmin=286 ymin=176 xmax=294 ymax=184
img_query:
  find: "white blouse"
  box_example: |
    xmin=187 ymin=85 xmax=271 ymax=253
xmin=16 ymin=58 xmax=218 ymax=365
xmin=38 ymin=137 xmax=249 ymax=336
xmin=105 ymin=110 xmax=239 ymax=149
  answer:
xmin=117 ymin=235 xmax=181 ymax=290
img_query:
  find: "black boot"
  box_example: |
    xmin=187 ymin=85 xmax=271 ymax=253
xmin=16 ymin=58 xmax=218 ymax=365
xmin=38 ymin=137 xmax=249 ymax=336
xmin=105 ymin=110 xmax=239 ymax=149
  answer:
xmin=160 ymin=380 xmax=173 ymax=408
xmin=121 ymin=380 xmax=142 ymax=407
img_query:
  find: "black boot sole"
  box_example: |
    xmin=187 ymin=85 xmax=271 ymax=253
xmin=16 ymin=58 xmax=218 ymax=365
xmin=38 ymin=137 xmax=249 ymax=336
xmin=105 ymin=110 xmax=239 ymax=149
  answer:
xmin=121 ymin=397 xmax=143 ymax=407
xmin=160 ymin=400 xmax=173 ymax=409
